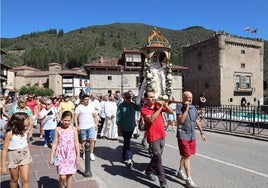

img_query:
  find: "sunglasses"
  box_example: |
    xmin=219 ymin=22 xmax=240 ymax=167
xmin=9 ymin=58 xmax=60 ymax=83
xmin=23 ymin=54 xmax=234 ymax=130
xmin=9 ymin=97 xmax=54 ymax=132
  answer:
xmin=45 ymin=103 xmax=51 ymax=105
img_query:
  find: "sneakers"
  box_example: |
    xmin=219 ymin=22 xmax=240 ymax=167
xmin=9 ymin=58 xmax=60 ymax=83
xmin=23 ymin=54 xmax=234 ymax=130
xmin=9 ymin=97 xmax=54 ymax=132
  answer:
xmin=90 ymin=153 xmax=95 ymax=161
xmin=44 ymin=144 xmax=48 ymax=147
xmin=186 ymin=177 xmax=198 ymax=188
xmin=145 ymin=171 xmax=156 ymax=181
xmin=83 ymin=153 xmax=96 ymax=161
xmin=176 ymin=170 xmax=187 ymax=180
xmin=124 ymin=159 xmax=133 ymax=169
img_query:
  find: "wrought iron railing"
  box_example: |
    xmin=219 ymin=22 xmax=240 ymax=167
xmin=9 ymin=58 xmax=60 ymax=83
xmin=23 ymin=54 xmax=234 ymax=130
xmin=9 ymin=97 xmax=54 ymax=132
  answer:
xmin=199 ymin=105 xmax=268 ymax=140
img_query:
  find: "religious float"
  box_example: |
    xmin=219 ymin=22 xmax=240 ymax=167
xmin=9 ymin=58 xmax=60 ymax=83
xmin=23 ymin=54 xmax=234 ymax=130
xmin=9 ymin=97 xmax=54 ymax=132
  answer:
xmin=136 ymin=27 xmax=174 ymax=104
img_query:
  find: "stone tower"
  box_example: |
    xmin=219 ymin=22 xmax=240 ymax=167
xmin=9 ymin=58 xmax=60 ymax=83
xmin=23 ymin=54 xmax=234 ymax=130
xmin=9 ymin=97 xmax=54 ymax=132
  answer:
xmin=183 ymin=32 xmax=264 ymax=106
xmin=48 ymin=63 xmax=62 ymax=96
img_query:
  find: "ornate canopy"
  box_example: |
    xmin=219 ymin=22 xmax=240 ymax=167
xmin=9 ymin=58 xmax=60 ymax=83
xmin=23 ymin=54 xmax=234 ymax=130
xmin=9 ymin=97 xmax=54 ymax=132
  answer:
xmin=140 ymin=27 xmax=172 ymax=61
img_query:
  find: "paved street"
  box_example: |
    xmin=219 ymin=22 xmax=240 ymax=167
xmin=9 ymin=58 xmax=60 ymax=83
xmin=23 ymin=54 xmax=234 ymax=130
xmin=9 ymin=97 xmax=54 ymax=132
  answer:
xmin=0 ymin=128 xmax=99 ymax=188
xmin=88 ymin=129 xmax=268 ymax=188
xmin=1 ymin=127 xmax=268 ymax=188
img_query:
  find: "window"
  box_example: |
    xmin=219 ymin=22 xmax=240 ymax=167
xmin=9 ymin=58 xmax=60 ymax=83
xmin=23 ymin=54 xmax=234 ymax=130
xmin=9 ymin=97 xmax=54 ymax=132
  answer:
xmin=241 ymin=63 xmax=245 ymax=68
xmin=235 ymin=74 xmax=251 ymax=90
xmin=198 ymin=65 xmax=202 ymax=70
xmin=241 ymin=50 xmax=245 ymax=54
xmin=197 ymin=51 xmax=202 ymax=57
xmin=64 ymin=88 xmax=72 ymax=94
xmin=205 ymin=82 xmax=210 ymax=89
xmin=235 ymin=75 xmax=240 ymax=90
xmin=125 ymin=54 xmax=132 ymax=62
xmin=107 ymin=76 xmax=112 ymax=80
xmin=133 ymin=54 xmax=141 ymax=62
xmin=63 ymin=78 xmax=73 ymax=83
xmin=241 ymin=75 xmax=251 ymax=88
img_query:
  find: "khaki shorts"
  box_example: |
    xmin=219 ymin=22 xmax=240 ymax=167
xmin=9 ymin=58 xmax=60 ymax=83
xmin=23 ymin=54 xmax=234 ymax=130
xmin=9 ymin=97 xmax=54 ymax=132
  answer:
xmin=7 ymin=147 xmax=32 ymax=168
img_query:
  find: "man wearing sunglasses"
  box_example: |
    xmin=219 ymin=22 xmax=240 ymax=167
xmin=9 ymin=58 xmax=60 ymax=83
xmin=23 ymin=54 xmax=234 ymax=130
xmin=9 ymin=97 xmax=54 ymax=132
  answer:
xmin=38 ymin=99 xmax=57 ymax=147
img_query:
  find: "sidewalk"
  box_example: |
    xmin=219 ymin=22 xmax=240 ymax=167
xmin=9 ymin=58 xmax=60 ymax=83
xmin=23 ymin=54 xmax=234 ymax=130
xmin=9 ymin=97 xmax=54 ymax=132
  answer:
xmin=1 ymin=128 xmax=99 ymax=188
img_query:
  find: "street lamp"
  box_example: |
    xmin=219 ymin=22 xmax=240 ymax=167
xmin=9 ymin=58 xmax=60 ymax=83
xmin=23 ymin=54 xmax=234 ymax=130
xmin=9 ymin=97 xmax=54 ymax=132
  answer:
xmin=120 ymin=66 xmax=124 ymax=94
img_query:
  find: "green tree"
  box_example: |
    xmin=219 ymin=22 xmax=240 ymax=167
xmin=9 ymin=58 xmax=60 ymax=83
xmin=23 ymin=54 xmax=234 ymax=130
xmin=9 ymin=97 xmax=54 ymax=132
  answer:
xmin=58 ymin=29 xmax=64 ymax=38
xmin=19 ymin=86 xmax=54 ymax=96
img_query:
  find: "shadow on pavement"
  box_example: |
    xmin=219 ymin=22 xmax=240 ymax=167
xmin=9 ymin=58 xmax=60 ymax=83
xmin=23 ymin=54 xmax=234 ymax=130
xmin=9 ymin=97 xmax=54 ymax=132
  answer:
xmin=37 ymin=176 xmax=59 ymax=188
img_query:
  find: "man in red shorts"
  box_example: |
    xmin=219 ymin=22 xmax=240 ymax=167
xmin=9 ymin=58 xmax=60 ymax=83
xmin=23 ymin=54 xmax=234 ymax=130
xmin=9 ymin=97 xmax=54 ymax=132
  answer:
xmin=176 ymin=91 xmax=206 ymax=188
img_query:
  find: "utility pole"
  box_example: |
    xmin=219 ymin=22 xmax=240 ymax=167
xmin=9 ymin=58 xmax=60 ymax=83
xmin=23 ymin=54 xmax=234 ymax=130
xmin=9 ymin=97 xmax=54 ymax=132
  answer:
xmin=120 ymin=66 xmax=124 ymax=94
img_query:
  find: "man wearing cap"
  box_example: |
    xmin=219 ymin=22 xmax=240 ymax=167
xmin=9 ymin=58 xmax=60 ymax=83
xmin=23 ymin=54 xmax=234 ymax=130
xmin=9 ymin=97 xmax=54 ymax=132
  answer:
xmin=116 ymin=92 xmax=140 ymax=169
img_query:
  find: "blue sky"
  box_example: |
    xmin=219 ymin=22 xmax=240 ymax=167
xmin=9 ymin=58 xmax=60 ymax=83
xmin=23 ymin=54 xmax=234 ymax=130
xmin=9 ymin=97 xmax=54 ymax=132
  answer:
xmin=1 ymin=0 xmax=267 ymax=40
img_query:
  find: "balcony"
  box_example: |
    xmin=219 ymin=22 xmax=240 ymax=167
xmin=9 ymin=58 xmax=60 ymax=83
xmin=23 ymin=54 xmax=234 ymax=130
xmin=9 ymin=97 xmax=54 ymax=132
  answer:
xmin=234 ymin=88 xmax=253 ymax=96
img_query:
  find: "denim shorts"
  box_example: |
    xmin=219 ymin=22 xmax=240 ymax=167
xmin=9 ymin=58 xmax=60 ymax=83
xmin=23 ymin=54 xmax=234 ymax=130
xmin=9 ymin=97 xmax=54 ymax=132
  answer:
xmin=80 ymin=127 xmax=96 ymax=141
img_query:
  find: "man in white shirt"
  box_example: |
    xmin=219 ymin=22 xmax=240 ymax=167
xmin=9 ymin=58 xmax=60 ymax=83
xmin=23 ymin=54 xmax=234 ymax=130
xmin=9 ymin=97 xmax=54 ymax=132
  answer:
xmin=74 ymin=94 xmax=99 ymax=161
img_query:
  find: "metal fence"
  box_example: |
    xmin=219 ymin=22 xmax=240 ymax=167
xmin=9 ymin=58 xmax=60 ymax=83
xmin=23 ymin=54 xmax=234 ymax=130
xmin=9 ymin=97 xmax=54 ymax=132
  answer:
xmin=200 ymin=105 xmax=268 ymax=140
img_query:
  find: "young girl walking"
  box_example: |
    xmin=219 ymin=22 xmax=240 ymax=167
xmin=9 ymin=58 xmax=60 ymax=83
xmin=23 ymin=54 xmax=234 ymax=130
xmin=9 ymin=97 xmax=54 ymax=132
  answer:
xmin=1 ymin=112 xmax=32 ymax=188
xmin=50 ymin=110 xmax=80 ymax=188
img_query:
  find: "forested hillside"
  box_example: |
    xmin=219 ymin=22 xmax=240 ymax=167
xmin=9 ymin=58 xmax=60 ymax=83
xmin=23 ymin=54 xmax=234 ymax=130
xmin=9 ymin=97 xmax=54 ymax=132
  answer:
xmin=1 ymin=23 xmax=215 ymax=69
xmin=1 ymin=23 xmax=267 ymax=83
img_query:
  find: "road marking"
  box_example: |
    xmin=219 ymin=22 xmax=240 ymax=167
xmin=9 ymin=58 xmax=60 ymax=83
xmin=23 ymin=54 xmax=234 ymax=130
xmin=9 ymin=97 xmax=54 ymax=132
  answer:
xmin=165 ymin=144 xmax=268 ymax=178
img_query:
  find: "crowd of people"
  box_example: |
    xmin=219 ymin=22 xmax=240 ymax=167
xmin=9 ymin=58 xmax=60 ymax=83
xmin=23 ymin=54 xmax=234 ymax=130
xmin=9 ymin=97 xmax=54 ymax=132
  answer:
xmin=0 ymin=90 xmax=206 ymax=188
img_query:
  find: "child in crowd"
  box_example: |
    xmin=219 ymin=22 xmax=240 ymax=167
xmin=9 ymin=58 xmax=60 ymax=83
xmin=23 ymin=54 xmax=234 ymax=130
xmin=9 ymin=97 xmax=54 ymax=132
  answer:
xmin=50 ymin=110 xmax=80 ymax=188
xmin=1 ymin=112 xmax=32 ymax=188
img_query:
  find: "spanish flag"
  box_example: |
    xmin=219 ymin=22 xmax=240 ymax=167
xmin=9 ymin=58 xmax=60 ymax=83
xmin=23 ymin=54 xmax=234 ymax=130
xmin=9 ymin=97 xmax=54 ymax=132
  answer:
xmin=244 ymin=27 xmax=250 ymax=31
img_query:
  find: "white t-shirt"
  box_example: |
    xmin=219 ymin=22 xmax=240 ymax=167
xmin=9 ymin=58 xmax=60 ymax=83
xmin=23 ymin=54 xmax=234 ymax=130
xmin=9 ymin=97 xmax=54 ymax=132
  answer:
xmin=39 ymin=108 xmax=57 ymax=130
xmin=75 ymin=104 xmax=96 ymax=129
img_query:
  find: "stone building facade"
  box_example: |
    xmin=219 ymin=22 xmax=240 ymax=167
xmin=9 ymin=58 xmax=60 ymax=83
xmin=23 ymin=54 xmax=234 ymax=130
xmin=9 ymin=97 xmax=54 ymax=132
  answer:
xmin=85 ymin=52 xmax=187 ymax=101
xmin=9 ymin=63 xmax=88 ymax=96
xmin=183 ymin=32 xmax=264 ymax=106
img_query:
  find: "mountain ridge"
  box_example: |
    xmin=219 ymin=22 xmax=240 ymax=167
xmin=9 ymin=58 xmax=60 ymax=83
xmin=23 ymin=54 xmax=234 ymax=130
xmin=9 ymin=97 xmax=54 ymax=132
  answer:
xmin=1 ymin=23 xmax=267 ymax=83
